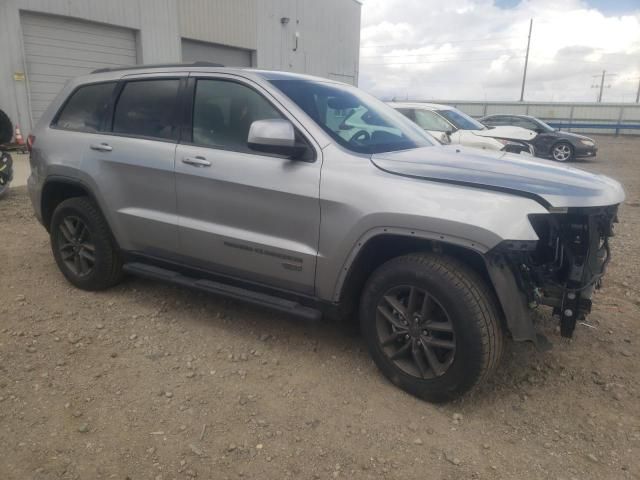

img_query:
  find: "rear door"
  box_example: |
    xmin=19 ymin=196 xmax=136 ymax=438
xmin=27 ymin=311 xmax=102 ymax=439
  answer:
xmin=81 ymin=74 xmax=184 ymax=255
xmin=174 ymin=75 xmax=321 ymax=294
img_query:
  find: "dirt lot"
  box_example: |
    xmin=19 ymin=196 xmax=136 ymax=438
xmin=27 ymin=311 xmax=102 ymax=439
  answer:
xmin=1 ymin=136 xmax=639 ymax=480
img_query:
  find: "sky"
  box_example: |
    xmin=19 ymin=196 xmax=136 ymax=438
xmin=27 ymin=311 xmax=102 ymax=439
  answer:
xmin=358 ymin=0 xmax=640 ymax=102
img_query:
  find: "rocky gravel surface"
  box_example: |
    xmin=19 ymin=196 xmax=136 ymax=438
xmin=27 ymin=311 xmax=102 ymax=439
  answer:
xmin=1 ymin=135 xmax=639 ymax=479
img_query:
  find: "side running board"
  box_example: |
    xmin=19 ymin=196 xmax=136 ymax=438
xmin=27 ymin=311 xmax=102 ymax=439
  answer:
xmin=123 ymin=262 xmax=321 ymax=321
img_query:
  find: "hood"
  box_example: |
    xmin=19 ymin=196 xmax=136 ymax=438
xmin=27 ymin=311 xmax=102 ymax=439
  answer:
xmin=473 ymin=126 xmax=537 ymax=142
xmin=371 ymin=145 xmax=625 ymax=208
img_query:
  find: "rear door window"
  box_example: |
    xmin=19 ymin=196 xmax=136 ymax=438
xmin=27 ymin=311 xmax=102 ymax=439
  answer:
xmin=395 ymin=108 xmax=415 ymax=122
xmin=54 ymin=82 xmax=116 ymax=132
xmin=482 ymin=116 xmax=503 ymax=126
xmin=512 ymin=117 xmax=538 ymax=130
xmin=113 ymin=79 xmax=181 ymax=141
xmin=414 ymin=110 xmax=452 ymax=132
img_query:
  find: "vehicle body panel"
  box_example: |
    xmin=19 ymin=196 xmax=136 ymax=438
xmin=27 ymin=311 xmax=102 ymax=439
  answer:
xmin=314 ymin=143 xmax=549 ymax=300
xmin=175 ymin=143 xmax=321 ymax=294
xmin=370 ymin=145 xmax=625 ymax=208
xmin=85 ymin=134 xmax=179 ymax=254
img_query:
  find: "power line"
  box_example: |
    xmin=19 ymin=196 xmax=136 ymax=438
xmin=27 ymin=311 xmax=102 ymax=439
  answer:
xmin=360 ymin=56 xmax=525 ymax=66
xmin=361 ymin=49 xmax=523 ymax=59
xmin=360 ymin=36 xmax=523 ymax=49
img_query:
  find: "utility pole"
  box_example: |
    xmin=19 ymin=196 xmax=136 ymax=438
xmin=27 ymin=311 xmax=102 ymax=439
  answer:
xmin=636 ymin=77 xmax=640 ymax=103
xmin=591 ymin=71 xmax=617 ymax=102
xmin=519 ymin=18 xmax=533 ymax=102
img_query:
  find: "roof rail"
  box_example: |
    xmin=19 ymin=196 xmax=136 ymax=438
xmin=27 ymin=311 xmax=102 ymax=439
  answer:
xmin=91 ymin=61 xmax=225 ymax=74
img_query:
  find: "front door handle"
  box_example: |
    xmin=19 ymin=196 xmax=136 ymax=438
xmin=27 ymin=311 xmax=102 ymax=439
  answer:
xmin=182 ymin=156 xmax=211 ymax=167
xmin=90 ymin=143 xmax=113 ymax=152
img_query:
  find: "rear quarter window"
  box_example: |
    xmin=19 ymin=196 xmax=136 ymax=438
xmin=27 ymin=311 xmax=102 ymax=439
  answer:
xmin=53 ymin=82 xmax=116 ymax=132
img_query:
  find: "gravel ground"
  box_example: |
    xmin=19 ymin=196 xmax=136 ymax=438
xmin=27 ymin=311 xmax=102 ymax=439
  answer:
xmin=1 ymin=135 xmax=639 ymax=480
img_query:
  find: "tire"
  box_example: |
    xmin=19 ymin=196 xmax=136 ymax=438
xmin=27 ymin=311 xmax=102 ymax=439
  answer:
xmin=0 ymin=109 xmax=12 ymax=145
xmin=551 ymin=141 xmax=573 ymax=162
xmin=50 ymin=197 xmax=123 ymax=290
xmin=0 ymin=183 xmax=8 ymax=199
xmin=359 ymin=253 xmax=503 ymax=403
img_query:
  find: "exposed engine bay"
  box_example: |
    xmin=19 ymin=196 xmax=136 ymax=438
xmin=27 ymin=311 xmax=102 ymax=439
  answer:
xmin=496 ymin=206 xmax=618 ymax=338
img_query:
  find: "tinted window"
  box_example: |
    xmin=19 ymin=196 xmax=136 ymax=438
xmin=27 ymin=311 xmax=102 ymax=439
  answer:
xmin=192 ymin=80 xmax=284 ymax=152
xmin=395 ymin=108 xmax=415 ymax=121
xmin=54 ymin=82 xmax=116 ymax=132
xmin=113 ymin=79 xmax=180 ymax=140
xmin=271 ymin=79 xmax=433 ymax=154
xmin=482 ymin=116 xmax=504 ymax=126
xmin=512 ymin=117 xmax=539 ymax=131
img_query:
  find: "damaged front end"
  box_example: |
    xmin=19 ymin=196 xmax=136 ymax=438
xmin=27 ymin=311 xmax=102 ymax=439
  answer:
xmin=486 ymin=205 xmax=619 ymax=346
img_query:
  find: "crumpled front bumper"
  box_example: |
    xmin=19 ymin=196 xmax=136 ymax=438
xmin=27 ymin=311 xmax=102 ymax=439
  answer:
xmin=483 ymin=205 xmax=618 ymax=347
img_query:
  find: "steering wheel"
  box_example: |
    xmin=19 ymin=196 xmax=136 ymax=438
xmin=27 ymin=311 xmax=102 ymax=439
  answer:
xmin=350 ymin=130 xmax=370 ymax=144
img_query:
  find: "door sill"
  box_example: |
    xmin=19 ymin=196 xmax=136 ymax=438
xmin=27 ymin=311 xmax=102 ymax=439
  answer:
xmin=123 ymin=262 xmax=322 ymax=321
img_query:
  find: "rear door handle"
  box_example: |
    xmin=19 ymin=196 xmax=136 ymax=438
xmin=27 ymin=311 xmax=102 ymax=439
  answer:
xmin=90 ymin=143 xmax=113 ymax=152
xmin=182 ymin=156 xmax=211 ymax=167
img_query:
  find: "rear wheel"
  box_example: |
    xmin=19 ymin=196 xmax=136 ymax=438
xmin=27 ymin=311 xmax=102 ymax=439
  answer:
xmin=551 ymin=141 xmax=573 ymax=162
xmin=360 ymin=253 xmax=503 ymax=402
xmin=50 ymin=197 xmax=123 ymax=290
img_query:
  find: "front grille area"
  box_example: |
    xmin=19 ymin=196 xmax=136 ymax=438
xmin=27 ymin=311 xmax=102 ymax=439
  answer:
xmin=499 ymin=206 xmax=618 ymax=337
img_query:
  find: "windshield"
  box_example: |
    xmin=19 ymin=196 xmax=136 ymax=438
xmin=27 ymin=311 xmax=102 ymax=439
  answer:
xmin=270 ymin=79 xmax=434 ymax=154
xmin=436 ymin=109 xmax=486 ymax=131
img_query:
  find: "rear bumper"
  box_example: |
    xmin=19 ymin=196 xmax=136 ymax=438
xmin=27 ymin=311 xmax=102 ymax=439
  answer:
xmin=27 ymin=171 xmax=43 ymax=224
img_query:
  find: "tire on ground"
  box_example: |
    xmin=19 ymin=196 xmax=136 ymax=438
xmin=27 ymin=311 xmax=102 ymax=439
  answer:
xmin=359 ymin=252 xmax=504 ymax=403
xmin=50 ymin=196 xmax=123 ymax=290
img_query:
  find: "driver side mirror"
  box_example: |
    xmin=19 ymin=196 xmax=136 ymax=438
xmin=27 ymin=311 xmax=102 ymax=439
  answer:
xmin=248 ymin=119 xmax=299 ymax=158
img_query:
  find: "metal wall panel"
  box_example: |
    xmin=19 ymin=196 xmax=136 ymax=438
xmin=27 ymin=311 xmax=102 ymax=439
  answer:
xmin=181 ymin=39 xmax=253 ymax=67
xmin=179 ymin=0 xmax=257 ymax=50
xmin=256 ymin=0 xmax=361 ymax=85
xmin=429 ymin=100 xmax=640 ymax=135
xmin=21 ymin=11 xmax=137 ymax=124
xmin=0 ymin=0 xmax=362 ymax=131
xmin=18 ymin=0 xmax=140 ymax=29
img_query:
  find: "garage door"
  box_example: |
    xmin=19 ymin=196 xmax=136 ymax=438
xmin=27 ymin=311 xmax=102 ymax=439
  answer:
xmin=182 ymin=39 xmax=252 ymax=67
xmin=21 ymin=12 xmax=137 ymax=124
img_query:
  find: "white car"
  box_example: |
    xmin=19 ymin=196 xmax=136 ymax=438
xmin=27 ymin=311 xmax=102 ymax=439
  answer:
xmin=389 ymin=102 xmax=536 ymax=155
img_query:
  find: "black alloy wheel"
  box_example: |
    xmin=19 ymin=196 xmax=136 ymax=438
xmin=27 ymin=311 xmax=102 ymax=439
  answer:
xmin=376 ymin=285 xmax=455 ymax=379
xmin=56 ymin=215 xmax=96 ymax=277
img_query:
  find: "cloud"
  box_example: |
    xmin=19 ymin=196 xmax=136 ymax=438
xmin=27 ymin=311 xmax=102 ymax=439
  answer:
xmin=358 ymin=0 xmax=640 ymax=102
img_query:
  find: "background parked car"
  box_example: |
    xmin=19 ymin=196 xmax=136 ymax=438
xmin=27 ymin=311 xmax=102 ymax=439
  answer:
xmin=389 ymin=102 xmax=535 ymax=155
xmin=480 ymin=114 xmax=597 ymax=162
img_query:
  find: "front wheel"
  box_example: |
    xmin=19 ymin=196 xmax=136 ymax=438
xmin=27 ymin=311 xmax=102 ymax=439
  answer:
xmin=551 ymin=142 xmax=573 ymax=162
xmin=360 ymin=253 xmax=503 ymax=403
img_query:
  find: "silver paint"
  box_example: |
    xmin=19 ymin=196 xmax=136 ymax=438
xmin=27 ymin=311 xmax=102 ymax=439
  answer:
xmin=28 ymin=66 xmax=625 ymax=313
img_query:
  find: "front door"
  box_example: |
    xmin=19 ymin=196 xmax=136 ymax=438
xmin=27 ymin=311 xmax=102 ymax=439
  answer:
xmin=174 ymin=76 xmax=321 ymax=294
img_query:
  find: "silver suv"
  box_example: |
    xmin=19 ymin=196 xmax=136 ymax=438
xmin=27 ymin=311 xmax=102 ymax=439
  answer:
xmin=28 ymin=65 xmax=625 ymax=402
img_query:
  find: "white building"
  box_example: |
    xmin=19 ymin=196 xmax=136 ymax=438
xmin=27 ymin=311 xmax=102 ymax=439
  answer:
xmin=0 ymin=0 xmax=361 ymax=131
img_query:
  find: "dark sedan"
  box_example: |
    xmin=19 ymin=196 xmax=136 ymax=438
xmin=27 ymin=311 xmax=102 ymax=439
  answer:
xmin=480 ymin=114 xmax=597 ymax=162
